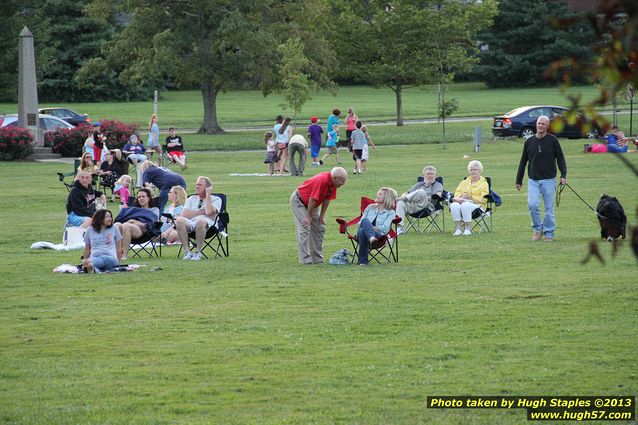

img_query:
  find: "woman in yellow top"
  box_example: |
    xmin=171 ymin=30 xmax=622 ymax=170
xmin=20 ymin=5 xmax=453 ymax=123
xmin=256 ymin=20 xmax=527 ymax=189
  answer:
xmin=450 ymin=160 xmax=489 ymax=236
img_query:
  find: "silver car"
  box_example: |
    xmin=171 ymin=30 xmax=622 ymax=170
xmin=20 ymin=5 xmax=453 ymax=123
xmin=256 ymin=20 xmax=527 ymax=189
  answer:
xmin=0 ymin=113 xmax=75 ymax=132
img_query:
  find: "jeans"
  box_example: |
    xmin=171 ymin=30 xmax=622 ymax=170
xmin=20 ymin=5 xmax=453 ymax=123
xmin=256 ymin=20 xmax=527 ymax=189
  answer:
xmin=91 ymin=255 xmax=119 ymax=272
xmin=528 ymin=178 xmax=556 ymax=238
xmin=357 ymin=218 xmax=384 ymax=265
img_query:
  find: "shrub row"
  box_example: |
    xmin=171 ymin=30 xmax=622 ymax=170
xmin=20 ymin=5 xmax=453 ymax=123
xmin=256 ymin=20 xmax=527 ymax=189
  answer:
xmin=0 ymin=127 xmax=35 ymax=160
xmin=48 ymin=119 xmax=139 ymax=158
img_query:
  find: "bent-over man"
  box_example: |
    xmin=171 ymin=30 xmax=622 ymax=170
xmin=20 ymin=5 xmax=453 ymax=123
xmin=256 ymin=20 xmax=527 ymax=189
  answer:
xmin=290 ymin=167 xmax=348 ymax=264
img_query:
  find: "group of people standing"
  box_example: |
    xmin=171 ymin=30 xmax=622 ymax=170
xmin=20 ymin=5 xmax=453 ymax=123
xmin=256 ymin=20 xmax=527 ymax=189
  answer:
xmin=264 ymin=108 xmax=376 ymax=176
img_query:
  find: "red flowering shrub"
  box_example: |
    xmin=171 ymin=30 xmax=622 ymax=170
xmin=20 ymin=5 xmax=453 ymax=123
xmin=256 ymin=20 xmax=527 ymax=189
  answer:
xmin=48 ymin=125 xmax=92 ymax=157
xmin=0 ymin=127 xmax=35 ymax=160
xmin=49 ymin=120 xmax=138 ymax=157
xmin=99 ymin=119 xmax=139 ymax=150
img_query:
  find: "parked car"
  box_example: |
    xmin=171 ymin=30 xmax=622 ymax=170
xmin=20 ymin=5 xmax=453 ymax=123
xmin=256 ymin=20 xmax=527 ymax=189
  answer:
xmin=38 ymin=107 xmax=90 ymax=127
xmin=0 ymin=114 xmax=75 ymax=132
xmin=492 ymin=105 xmax=602 ymax=140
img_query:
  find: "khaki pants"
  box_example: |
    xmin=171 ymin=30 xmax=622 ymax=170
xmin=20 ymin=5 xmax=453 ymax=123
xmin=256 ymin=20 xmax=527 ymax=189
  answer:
xmin=290 ymin=191 xmax=325 ymax=264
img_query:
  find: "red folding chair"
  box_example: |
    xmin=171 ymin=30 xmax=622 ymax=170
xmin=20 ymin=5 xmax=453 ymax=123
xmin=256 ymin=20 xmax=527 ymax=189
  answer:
xmin=336 ymin=197 xmax=401 ymax=264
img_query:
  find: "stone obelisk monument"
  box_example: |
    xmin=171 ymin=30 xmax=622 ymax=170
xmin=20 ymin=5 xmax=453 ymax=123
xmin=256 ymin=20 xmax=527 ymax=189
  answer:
xmin=18 ymin=27 xmax=42 ymax=147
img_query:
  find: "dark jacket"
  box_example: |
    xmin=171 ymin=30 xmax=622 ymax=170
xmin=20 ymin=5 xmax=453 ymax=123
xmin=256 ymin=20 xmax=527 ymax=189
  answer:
xmin=66 ymin=180 xmax=101 ymax=216
xmin=516 ymin=133 xmax=567 ymax=185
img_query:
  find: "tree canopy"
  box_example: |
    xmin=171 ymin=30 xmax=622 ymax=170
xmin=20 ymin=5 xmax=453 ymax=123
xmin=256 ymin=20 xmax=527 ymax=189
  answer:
xmin=334 ymin=0 xmax=497 ymax=125
xmin=474 ymin=0 xmax=594 ymax=88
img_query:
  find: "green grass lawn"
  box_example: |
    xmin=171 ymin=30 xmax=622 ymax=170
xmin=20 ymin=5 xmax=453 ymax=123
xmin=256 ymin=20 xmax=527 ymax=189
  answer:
xmin=1 ymin=139 xmax=636 ymax=424
xmin=2 ymin=83 xmax=632 ymax=131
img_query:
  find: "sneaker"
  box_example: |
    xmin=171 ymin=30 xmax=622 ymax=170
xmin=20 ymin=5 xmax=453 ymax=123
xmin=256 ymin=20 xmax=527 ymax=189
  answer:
xmin=369 ymin=236 xmax=378 ymax=245
xmin=190 ymin=252 xmax=202 ymax=261
xmin=353 ymin=169 xmax=358 ymax=175
xmin=532 ymin=232 xmax=543 ymax=241
xmin=182 ymin=252 xmax=193 ymax=260
xmin=452 ymin=229 xmax=462 ymax=236
xmin=463 ymin=229 xmax=472 ymax=236
xmin=396 ymin=227 xmax=404 ymax=236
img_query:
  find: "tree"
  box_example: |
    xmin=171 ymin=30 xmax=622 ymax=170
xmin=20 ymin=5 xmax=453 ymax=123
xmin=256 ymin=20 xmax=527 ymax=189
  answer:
xmin=475 ymin=0 xmax=594 ymax=88
xmin=277 ymin=37 xmax=316 ymax=119
xmin=86 ymin=0 xmax=335 ymax=134
xmin=334 ymin=0 xmax=496 ymax=126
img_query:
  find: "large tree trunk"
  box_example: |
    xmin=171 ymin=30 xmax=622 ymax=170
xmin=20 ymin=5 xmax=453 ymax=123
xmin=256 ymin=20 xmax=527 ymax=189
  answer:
xmin=199 ymin=81 xmax=224 ymax=134
xmin=395 ymin=79 xmax=404 ymax=127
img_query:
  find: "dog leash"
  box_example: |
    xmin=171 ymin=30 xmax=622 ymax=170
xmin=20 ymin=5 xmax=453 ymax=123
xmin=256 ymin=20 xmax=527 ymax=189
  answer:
xmin=556 ymin=182 xmax=606 ymax=219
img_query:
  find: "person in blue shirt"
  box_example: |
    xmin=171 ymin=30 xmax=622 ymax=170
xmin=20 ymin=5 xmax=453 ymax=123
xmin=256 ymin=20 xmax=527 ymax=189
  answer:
xmin=321 ymin=124 xmax=340 ymax=164
xmin=138 ymin=160 xmax=187 ymax=213
xmin=326 ymin=109 xmax=341 ymax=142
xmin=357 ymin=187 xmax=397 ymax=265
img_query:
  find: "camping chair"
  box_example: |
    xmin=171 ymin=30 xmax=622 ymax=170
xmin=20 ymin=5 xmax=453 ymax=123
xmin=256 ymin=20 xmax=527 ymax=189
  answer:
xmin=162 ymin=145 xmax=187 ymax=169
xmin=336 ymin=197 xmax=402 ymax=264
xmin=177 ymin=193 xmax=230 ymax=259
xmin=129 ymin=221 xmax=163 ymax=258
xmin=404 ymin=176 xmax=446 ymax=233
xmin=470 ymin=176 xmax=497 ymax=233
xmin=57 ymin=159 xmax=82 ymax=191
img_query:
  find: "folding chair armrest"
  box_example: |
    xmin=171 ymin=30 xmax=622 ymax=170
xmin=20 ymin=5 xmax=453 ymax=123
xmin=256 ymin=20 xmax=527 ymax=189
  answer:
xmin=392 ymin=216 xmax=402 ymax=225
xmin=335 ymin=217 xmax=348 ymax=234
xmin=218 ymin=211 xmax=229 ymax=226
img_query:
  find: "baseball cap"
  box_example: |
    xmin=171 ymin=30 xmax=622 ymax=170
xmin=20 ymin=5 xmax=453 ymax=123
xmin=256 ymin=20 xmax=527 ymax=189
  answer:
xmin=311 ymin=116 xmax=318 ymax=123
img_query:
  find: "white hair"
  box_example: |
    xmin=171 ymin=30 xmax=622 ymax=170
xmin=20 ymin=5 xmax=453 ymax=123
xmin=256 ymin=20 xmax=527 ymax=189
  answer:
xmin=468 ymin=160 xmax=483 ymax=172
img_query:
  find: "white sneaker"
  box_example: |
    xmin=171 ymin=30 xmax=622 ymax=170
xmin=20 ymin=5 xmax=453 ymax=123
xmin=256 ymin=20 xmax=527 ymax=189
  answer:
xmin=396 ymin=227 xmax=404 ymax=236
xmin=182 ymin=252 xmax=193 ymax=260
xmin=453 ymin=229 xmax=462 ymax=236
xmin=463 ymin=229 xmax=472 ymax=236
xmin=190 ymin=252 xmax=202 ymax=261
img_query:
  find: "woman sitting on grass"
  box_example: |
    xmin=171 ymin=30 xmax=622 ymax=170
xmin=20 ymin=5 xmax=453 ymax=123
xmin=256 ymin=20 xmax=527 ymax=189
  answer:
xmin=82 ymin=209 xmax=122 ymax=273
xmin=357 ymin=187 xmax=397 ymax=266
xmin=114 ymin=188 xmax=160 ymax=260
xmin=160 ymin=185 xmax=187 ymax=244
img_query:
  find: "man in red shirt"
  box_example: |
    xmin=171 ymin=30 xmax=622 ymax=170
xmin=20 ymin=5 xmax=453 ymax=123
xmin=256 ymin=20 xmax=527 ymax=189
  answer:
xmin=290 ymin=167 xmax=348 ymax=264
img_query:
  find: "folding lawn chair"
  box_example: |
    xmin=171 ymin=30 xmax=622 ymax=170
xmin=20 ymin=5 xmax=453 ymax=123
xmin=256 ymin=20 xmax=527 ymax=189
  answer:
xmin=177 ymin=193 xmax=230 ymax=259
xmin=336 ymin=197 xmax=401 ymax=264
xmin=403 ymin=176 xmax=446 ymax=233
xmin=470 ymin=176 xmax=498 ymax=233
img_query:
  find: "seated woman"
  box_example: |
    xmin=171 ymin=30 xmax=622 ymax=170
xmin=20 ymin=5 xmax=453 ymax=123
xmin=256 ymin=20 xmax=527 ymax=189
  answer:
xmin=82 ymin=209 xmax=122 ymax=273
xmin=395 ymin=165 xmax=443 ymax=234
xmin=66 ymin=170 xmax=107 ymax=229
xmin=449 ymin=160 xmax=489 ymax=236
xmin=606 ymin=125 xmax=630 ymax=152
xmin=114 ymin=188 xmax=160 ymax=260
xmin=160 ymin=185 xmax=187 ymax=244
xmin=77 ymin=151 xmax=100 ymax=181
xmin=98 ymin=149 xmax=127 ymax=198
xmin=356 ymin=187 xmax=397 ymax=266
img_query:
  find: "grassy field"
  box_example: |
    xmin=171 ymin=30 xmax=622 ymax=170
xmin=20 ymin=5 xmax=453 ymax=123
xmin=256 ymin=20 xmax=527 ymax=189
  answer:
xmin=1 ymin=83 xmax=633 ymax=131
xmin=1 ymin=138 xmax=636 ymax=424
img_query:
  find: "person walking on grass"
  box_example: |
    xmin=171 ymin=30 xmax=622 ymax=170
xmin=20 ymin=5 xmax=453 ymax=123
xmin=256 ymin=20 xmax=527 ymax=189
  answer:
xmin=360 ymin=124 xmax=377 ymax=174
xmin=351 ymin=121 xmax=366 ymax=174
xmin=321 ymin=124 xmax=340 ymax=165
xmin=308 ymin=116 xmax=324 ymax=167
xmin=147 ymin=114 xmax=162 ymax=165
xmin=290 ymin=167 xmax=348 ymax=264
xmin=515 ymin=115 xmax=567 ymax=242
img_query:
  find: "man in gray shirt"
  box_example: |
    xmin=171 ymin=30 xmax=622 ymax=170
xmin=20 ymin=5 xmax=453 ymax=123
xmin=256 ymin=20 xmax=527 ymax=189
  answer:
xmin=395 ymin=165 xmax=444 ymax=234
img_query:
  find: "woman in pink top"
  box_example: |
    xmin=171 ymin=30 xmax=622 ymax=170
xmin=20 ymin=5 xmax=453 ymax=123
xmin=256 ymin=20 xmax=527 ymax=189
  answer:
xmin=345 ymin=107 xmax=358 ymax=151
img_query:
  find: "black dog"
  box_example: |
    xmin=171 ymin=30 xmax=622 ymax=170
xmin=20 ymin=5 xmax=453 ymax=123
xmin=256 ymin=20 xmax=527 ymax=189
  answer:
xmin=596 ymin=194 xmax=627 ymax=241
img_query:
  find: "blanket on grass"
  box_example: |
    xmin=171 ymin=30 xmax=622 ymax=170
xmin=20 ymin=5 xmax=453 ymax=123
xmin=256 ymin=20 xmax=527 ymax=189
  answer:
xmin=53 ymin=264 xmax=146 ymax=274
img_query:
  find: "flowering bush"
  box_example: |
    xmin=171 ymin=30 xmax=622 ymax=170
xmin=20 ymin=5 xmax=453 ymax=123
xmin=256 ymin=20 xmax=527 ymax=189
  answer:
xmin=48 ymin=125 xmax=91 ymax=157
xmin=99 ymin=119 xmax=139 ymax=150
xmin=0 ymin=127 xmax=35 ymax=160
xmin=49 ymin=120 xmax=139 ymax=157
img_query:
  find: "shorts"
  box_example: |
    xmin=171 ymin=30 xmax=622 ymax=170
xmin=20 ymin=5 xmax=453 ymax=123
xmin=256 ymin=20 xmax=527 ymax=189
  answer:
xmin=168 ymin=151 xmax=184 ymax=158
xmin=185 ymin=215 xmax=215 ymax=232
xmin=310 ymin=144 xmax=321 ymax=158
xmin=352 ymin=149 xmax=363 ymax=160
xmin=327 ymin=146 xmax=337 ymax=154
xmin=346 ymin=129 xmax=354 ymax=141
xmin=361 ymin=144 xmax=369 ymax=161
xmin=67 ymin=211 xmax=91 ymax=227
